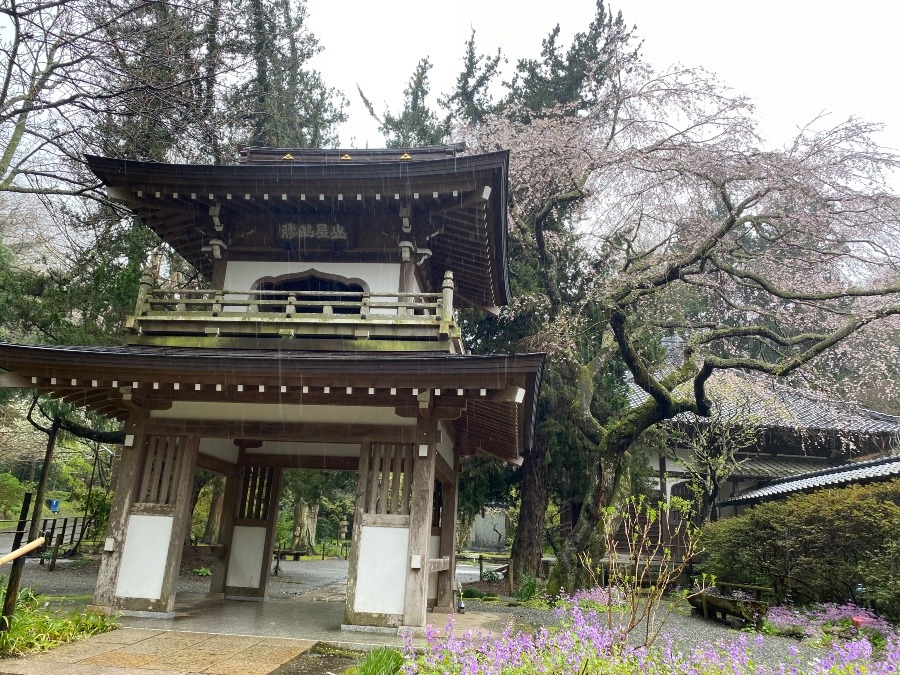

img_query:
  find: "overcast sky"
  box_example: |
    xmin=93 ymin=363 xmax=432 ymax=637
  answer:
xmin=304 ymin=1 xmax=900 ymax=153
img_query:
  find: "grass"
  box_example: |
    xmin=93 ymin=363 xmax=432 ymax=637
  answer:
xmin=348 ymin=646 xmax=403 ymax=675
xmin=0 ymin=586 xmax=117 ymax=658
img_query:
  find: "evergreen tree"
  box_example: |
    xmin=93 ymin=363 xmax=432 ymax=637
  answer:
xmin=359 ymin=58 xmax=449 ymax=148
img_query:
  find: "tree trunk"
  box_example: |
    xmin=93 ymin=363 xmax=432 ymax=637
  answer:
xmin=510 ymin=434 xmax=550 ymax=582
xmin=201 ymin=476 xmax=224 ymax=544
xmin=292 ymin=499 xmax=309 ymax=551
xmin=306 ymin=502 xmax=319 ymax=548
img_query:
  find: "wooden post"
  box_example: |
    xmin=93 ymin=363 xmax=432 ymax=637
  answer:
xmin=48 ymin=534 xmax=63 ymax=572
xmin=508 ymin=558 xmax=514 ymax=596
xmin=403 ymin=409 xmax=437 ymax=627
xmin=93 ymin=409 xmax=148 ymax=609
xmin=208 ymin=471 xmax=240 ymax=597
xmin=440 ymin=271 xmax=454 ymax=323
xmin=135 ymin=272 xmax=153 ymax=315
xmin=479 ymin=555 xmax=484 ymax=580
xmin=343 ymin=443 xmax=371 ymax=625
xmin=11 ymin=494 xmax=31 ymax=553
xmin=3 ymin=418 xmax=61 ymax=630
xmin=434 ymin=474 xmax=459 ymax=614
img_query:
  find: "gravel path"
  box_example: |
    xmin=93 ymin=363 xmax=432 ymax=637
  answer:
xmin=17 ymin=556 xmax=831 ymax=671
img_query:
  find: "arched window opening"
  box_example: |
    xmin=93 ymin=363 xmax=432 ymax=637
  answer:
xmin=257 ymin=276 xmax=365 ymax=314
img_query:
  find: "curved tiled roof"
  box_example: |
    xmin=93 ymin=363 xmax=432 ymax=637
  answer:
xmin=721 ymin=454 xmax=900 ymax=506
xmin=626 ymin=370 xmax=900 ymax=436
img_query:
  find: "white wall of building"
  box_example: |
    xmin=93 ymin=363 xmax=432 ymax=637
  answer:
xmin=115 ymin=515 xmax=172 ymax=599
xmin=225 ymin=526 xmax=267 ymax=589
xmin=353 ymin=525 xmax=409 ymax=615
xmin=224 ymin=262 xmax=403 ymax=292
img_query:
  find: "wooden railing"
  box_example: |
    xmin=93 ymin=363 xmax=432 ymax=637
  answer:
xmin=125 ymin=271 xmax=462 ymax=352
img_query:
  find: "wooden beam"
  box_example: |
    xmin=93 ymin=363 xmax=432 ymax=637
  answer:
xmin=196 ymin=452 xmax=238 ymax=477
xmin=242 ymin=453 xmax=359 ymax=471
xmin=146 ymin=420 xmax=415 ymax=443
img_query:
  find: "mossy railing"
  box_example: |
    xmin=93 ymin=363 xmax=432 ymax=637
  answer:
xmin=125 ymin=272 xmax=462 ymax=352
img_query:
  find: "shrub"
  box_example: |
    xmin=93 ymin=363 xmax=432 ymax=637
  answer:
xmin=462 ymin=587 xmax=486 ymax=599
xmin=515 ymin=573 xmax=537 ymax=601
xmin=702 ymin=479 xmax=900 ymax=606
xmin=481 ymin=569 xmax=500 ymax=583
xmin=858 ymin=520 xmax=900 ymax=621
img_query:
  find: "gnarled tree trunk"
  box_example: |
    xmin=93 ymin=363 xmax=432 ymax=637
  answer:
xmin=510 ymin=434 xmax=549 ymax=582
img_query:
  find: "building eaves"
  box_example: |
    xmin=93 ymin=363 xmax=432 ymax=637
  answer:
xmin=721 ymin=454 xmax=900 ymax=506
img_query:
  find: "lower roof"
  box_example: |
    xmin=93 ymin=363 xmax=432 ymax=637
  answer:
xmin=721 ymin=454 xmax=900 ymax=507
xmin=0 ymin=343 xmax=543 ymax=464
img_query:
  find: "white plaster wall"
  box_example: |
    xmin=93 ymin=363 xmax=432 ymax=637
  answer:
xmin=427 ymin=534 xmax=441 ymax=601
xmin=198 ymin=438 xmax=240 ymax=463
xmin=115 ymin=515 xmax=173 ymax=600
xmin=226 ymin=525 xmax=267 ymax=589
xmin=354 ymin=525 xmax=408 ymax=615
xmin=224 ymin=262 xmax=401 ymax=292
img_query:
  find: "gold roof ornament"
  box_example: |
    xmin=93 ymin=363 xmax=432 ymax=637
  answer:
xmin=281 ymin=153 xmax=294 ymax=161
xmin=340 ymin=154 xmax=352 ymax=160
xmin=399 ymin=153 xmax=412 ymax=160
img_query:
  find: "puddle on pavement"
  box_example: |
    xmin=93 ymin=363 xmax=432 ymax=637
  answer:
xmin=268 ymin=643 xmax=359 ymax=675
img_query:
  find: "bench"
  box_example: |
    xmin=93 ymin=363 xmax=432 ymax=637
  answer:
xmin=688 ymin=582 xmax=773 ymax=629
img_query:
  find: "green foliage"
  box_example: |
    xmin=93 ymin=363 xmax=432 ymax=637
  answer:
xmin=192 ymin=567 xmax=212 ymax=577
xmin=481 ymin=569 xmax=501 ymax=583
xmin=353 ymin=646 xmax=403 ymax=675
xmin=0 ymin=472 xmax=25 ymax=519
xmin=462 ymin=587 xmax=486 ymax=599
xmin=859 ymin=529 xmax=900 ymax=620
xmin=0 ymin=585 xmax=117 ymax=657
xmin=223 ymin=0 xmax=346 ymax=150
xmin=505 ymin=1 xmax=635 ymax=117
xmin=359 ymin=58 xmax=448 ymax=148
xmin=71 ymin=486 xmax=112 ymax=546
xmin=516 ymin=573 xmax=538 ymax=601
xmin=701 ymin=479 xmax=900 ymax=606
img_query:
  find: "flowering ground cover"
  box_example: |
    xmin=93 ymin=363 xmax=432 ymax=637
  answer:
xmin=403 ymin=602 xmax=900 ymax=674
xmin=765 ymin=603 xmax=897 ymax=651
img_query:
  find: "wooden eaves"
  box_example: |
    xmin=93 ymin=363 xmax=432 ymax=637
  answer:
xmin=0 ymin=343 xmax=543 ymax=465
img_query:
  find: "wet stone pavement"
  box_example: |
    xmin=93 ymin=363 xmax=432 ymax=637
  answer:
xmin=0 ymin=628 xmax=317 ymax=675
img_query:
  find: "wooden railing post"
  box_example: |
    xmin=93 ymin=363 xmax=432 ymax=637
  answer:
xmin=441 ymin=271 xmax=454 ymax=323
xmin=136 ymin=273 xmax=153 ymax=316
xmin=286 ymin=293 xmax=296 ymax=317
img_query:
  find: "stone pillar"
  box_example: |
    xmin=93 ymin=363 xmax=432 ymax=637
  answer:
xmin=433 ymin=474 xmax=459 ymax=615
xmin=222 ymin=464 xmax=282 ymax=600
xmin=94 ymin=424 xmax=199 ymax=617
xmin=403 ymin=409 xmax=438 ymax=627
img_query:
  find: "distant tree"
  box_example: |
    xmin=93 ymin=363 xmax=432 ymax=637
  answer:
xmin=359 ymin=58 xmax=449 ymax=148
xmin=0 ymin=473 xmax=25 ymax=519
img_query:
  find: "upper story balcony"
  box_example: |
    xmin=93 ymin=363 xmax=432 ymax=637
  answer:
xmin=125 ymin=271 xmax=463 ymax=353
